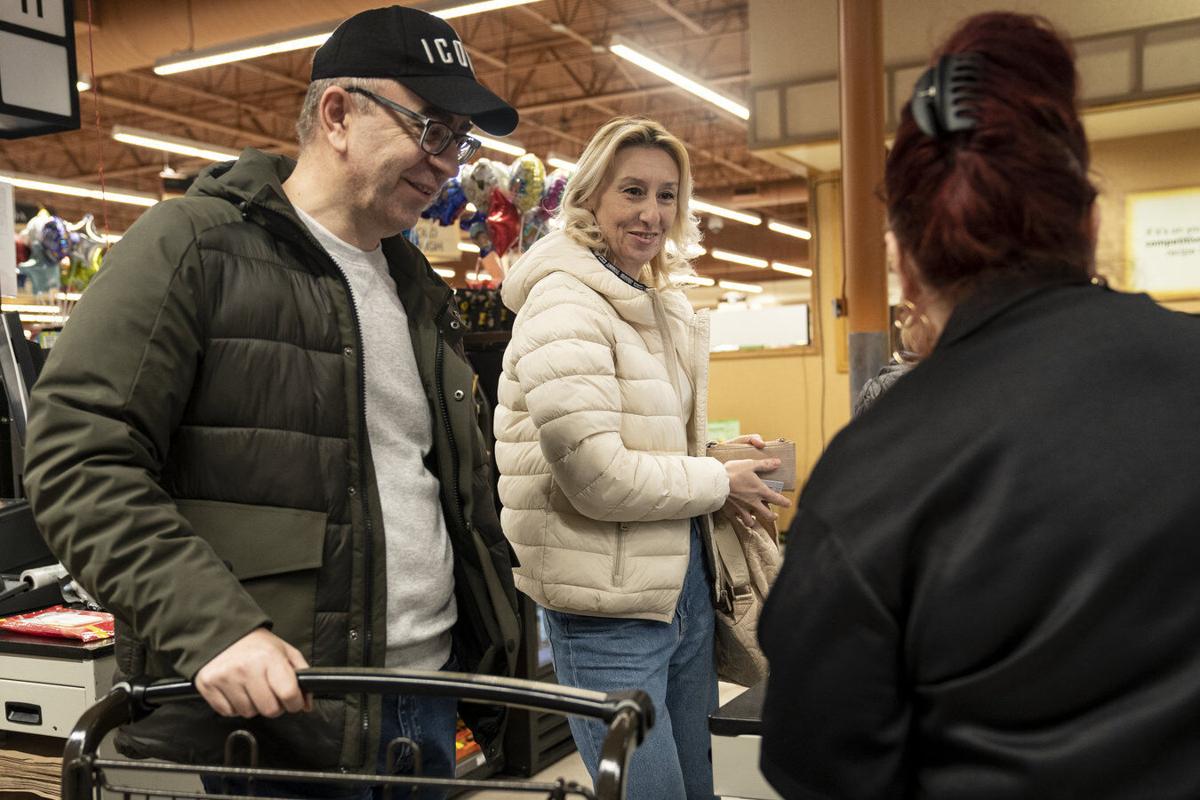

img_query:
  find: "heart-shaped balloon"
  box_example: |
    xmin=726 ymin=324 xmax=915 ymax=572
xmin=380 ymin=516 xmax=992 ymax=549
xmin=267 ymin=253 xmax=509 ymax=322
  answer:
xmin=508 ymin=153 xmax=547 ymax=215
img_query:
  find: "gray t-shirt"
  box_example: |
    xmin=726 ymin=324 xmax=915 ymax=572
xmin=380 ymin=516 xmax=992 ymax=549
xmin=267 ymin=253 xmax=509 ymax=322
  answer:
xmin=296 ymin=208 xmax=455 ymax=670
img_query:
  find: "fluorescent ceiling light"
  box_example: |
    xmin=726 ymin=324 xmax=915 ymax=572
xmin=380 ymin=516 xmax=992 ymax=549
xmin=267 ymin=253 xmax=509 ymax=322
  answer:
xmin=155 ymin=1 xmax=543 ymax=75
xmin=458 ymin=241 xmax=481 ymax=253
xmin=436 ymin=0 xmax=543 ymax=20
xmin=547 ymin=156 xmax=578 ymax=171
xmin=113 ymin=125 xmax=240 ymax=162
xmin=0 ymin=171 xmax=158 ymax=207
xmin=670 ymin=274 xmax=715 ymax=287
xmin=718 ymin=279 xmax=763 ymax=294
xmin=771 ymin=261 xmax=813 ymax=277
xmin=155 ymin=29 xmax=332 ymax=75
xmin=434 ymin=268 xmax=457 ymax=279
xmin=13 ymin=313 xmax=69 ymax=324
xmin=609 ymin=35 xmax=749 ymax=120
xmin=1 ymin=303 xmax=63 ymax=314
xmin=476 ymin=135 xmax=525 ymax=157
xmin=767 ymin=220 xmax=812 ymax=240
xmin=692 ymin=199 xmax=761 ymax=226
xmin=711 ymin=249 xmax=768 ymax=269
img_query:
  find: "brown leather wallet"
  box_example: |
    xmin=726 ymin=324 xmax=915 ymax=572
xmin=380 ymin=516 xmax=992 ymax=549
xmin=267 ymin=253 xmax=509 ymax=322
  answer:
xmin=705 ymin=438 xmax=796 ymax=492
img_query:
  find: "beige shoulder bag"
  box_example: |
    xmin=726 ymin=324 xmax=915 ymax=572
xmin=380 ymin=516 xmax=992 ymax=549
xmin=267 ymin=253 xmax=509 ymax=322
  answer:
xmin=706 ymin=440 xmax=793 ymax=686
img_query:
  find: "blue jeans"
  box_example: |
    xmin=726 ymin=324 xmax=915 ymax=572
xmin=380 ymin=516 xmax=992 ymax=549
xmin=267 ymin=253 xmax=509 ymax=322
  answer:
xmin=202 ymin=662 xmax=457 ymax=799
xmin=542 ymin=520 xmax=718 ymax=800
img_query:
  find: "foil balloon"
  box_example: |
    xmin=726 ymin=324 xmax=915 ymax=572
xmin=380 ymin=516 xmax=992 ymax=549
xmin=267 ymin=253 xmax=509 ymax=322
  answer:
xmin=540 ymin=169 xmax=570 ymax=214
xmin=420 ymin=178 xmax=468 ymax=226
xmin=18 ymin=213 xmax=63 ymax=296
xmin=520 ymin=206 xmax=551 ymax=251
xmin=485 ymin=187 xmax=520 ymax=258
xmin=459 ymin=210 xmax=486 ymax=232
xmin=461 ymin=158 xmax=507 ymax=212
xmin=40 ymin=216 xmax=72 ymax=262
xmin=508 ymin=154 xmax=546 ymax=215
xmin=465 ymin=216 xmax=493 ymax=257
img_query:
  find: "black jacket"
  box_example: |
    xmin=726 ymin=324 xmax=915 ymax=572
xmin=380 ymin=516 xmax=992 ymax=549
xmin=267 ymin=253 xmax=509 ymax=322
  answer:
xmin=759 ymin=279 xmax=1200 ymax=799
xmin=25 ymin=150 xmax=519 ymax=768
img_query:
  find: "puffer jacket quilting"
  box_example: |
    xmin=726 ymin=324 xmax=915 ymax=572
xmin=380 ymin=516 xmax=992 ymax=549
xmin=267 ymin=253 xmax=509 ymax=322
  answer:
xmin=494 ymin=231 xmax=729 ymax=621
xmin=24 ymin=149 xmax=518 ymax=770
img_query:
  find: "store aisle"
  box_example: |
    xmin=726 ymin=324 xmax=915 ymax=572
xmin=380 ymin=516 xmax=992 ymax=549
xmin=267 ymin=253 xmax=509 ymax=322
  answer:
xmin=470 ymin=682 xmax=750 ymax=799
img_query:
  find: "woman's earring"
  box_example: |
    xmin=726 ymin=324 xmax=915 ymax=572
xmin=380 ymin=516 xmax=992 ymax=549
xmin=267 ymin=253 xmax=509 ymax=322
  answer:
xmin=895 ymin=299 xmax=933 ymax=362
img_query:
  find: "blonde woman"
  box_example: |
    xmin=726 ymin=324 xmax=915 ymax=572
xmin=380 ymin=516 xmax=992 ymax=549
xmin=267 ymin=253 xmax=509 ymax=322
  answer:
xmin=493 ymin=117 xmax=789 ymax=799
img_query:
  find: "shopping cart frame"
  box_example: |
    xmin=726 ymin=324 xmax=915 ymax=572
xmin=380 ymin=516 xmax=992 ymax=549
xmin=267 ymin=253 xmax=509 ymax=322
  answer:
xmin=61 ymin=667 xmax=655 ymax=800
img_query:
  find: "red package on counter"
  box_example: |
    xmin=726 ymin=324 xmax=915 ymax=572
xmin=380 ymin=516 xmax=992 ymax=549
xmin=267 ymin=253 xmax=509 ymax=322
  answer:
xmin=0 ymin=605 xmax=115 ymax=641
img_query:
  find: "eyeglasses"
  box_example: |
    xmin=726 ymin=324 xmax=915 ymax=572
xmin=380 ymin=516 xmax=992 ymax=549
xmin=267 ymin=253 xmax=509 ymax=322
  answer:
xmin=345 ymin=87 xmax=481 ymax=164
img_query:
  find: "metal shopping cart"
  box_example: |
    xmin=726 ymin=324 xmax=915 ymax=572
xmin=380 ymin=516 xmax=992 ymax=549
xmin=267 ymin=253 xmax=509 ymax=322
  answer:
xmin=60 ymin=668 xmax=654 ymax=800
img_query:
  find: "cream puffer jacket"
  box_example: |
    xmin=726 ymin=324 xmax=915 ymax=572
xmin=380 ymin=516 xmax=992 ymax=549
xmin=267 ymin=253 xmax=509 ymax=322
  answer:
xmin=495 ymin=231 xmax=730 ymax=621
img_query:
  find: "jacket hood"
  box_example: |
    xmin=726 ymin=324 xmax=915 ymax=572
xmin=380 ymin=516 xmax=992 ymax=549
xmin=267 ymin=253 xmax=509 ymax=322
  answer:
xmin=502 ymin=230 xmax=693 ymax=327
xmin=188 ymin=148 xmax=297 ymax=217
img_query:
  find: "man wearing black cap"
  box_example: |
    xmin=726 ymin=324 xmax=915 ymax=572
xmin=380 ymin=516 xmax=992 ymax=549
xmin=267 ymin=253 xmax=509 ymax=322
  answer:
xmin=24 ymin=6 xmax=521 ymax=797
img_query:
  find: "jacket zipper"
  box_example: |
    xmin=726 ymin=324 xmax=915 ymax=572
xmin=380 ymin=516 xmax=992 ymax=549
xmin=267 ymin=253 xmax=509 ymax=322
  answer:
xmin=612 ymin=525 xmax=626 ymax=585
xmin=435 ymin=331 xmax=468 ymax=533
xmin=245 ymin=200 xmax=373 ymax=761
xmin=691 ymin=310 xmax=725 ymax=608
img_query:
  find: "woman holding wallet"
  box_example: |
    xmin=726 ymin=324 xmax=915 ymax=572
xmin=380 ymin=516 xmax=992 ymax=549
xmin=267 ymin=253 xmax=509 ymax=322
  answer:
xmin=493 ymin=116 xmax=788 ymax=800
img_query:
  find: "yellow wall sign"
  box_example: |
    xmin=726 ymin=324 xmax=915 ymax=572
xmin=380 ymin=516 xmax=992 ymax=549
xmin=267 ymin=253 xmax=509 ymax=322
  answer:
xmin=1125 ymin=187 xmax=1200 ymax=295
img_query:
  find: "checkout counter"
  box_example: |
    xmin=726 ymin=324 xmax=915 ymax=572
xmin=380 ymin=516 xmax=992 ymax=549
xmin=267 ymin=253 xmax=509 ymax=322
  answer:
xmin=0 ymin=500 xmax=116 ymax=796
xmin=709 ymin=681 xmax=783 ymax=800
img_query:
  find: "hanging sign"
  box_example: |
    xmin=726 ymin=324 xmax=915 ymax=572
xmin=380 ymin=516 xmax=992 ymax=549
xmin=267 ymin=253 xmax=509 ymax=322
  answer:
xmin=0 ymin=0 xmax=80 ymax=139
xmin=409 ymin=217 xmax=464 ymax=263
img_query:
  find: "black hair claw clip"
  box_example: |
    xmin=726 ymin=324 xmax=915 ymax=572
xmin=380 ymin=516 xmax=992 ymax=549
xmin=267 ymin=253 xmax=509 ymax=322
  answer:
xmin=911 ymin=52 xmax=984 ymax=138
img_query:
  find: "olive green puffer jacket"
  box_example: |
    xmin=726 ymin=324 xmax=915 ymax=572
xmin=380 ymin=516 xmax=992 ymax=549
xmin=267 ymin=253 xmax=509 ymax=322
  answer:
xmin=23 ymin=149 xmax=519 ymax=770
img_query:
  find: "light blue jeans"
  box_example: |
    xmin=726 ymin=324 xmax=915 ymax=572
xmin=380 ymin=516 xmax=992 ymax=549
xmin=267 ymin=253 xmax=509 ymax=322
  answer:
xmin=542 ymin=520 xmax=718 ymax=800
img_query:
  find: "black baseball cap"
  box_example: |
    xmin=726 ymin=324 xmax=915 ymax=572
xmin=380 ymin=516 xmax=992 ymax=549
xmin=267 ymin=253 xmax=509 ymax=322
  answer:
xmin=311 ymin=5 xmax=518 ymax=135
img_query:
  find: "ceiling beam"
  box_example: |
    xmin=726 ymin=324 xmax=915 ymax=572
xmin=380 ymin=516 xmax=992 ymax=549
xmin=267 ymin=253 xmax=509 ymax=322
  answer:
xmin=517 ymin=72 xmax=746 ymax=114
xmin=485 ymin=3 xmax=745 ymax=63
xmin=231 ymin=61 xmax=308 ymax=91
xmin=129 ymin=71 xmax=298 ymax=130
xmin=647 ymin=0 xmax=707 ymax=35
xmin=81 ymin=91 xmax=298 ymax=154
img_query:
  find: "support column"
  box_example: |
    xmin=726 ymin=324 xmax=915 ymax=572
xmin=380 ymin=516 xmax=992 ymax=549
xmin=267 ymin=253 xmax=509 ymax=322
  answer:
xmin=838 ymin=0 xmax=889 ymax=408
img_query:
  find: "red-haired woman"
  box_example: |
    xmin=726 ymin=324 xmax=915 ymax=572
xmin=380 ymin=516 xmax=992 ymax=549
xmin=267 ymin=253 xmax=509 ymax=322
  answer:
xmin=758 ymin=12 xmax=1200 ymax=799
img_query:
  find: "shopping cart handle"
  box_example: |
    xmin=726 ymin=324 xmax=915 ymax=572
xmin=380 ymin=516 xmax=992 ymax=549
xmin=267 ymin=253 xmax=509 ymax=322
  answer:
xmin=63 ymin=668 xmax=654 ymax=800
xmin=117 ymin=667 xmax=654 ymax=741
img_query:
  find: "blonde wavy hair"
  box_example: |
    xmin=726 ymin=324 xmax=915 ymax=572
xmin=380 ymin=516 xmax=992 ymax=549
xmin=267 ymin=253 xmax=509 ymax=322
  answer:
xmin=557 ymin=117 xmax=700 ymax=287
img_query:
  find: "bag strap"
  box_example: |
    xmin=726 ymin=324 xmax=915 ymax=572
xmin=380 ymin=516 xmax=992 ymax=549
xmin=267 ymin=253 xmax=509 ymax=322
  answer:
xmin=713 ymin=515 xmax=752 ymax=613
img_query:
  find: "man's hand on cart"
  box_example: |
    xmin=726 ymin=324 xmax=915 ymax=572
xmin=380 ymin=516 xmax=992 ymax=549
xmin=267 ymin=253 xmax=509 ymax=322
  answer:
xmin=194 ymin=628 xmax=313 ymax=718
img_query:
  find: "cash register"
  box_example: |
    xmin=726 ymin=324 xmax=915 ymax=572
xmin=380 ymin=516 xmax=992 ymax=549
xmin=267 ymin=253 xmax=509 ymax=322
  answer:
xmin=0 ymin=311 xmax=114 ymax=740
